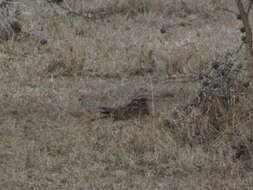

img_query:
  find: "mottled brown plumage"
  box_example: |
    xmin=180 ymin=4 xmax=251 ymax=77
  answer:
xmin=99 ymin=96 xmax=149 ymax=120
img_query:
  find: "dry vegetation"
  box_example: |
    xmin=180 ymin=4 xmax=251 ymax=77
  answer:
xmin=0 ymin=0 xmax=253 ymax=189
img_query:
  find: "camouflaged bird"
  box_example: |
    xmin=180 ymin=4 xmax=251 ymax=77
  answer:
xmin=99 ymin=96 xmax=149 ymax=121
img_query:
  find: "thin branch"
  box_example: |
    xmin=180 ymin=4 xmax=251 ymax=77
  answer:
xmin=216 ymin=7 xmax=238 ymax=15
xmin=235 ymin=0 xmax=253 ymax=56
xmin=246 ymin=0 xmax=253 ymax=14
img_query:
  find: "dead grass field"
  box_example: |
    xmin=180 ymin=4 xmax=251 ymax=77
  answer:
xmin=0 ymin=0 xmax=253 ymax=189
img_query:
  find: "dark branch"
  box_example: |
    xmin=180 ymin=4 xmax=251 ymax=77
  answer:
xmin=235 ymin=0 xmax=253 ymax=56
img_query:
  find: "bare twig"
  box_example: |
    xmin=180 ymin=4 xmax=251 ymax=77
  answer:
xmin=235 ymin=0 xmax=253 ymax=54
xmin=235 ymin=0 xmax=253 ymax=71
xmin=216 ymin=7 xmax=238 ymax=15
xmin=246 ymin=0 xmax=253 ymax=14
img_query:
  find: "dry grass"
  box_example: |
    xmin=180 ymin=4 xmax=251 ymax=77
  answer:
xmin=0 ymin=0 xmax=253 ymax=190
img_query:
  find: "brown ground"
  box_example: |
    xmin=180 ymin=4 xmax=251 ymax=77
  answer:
xmin=1 ymin=0 xmax=253 ymax=189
